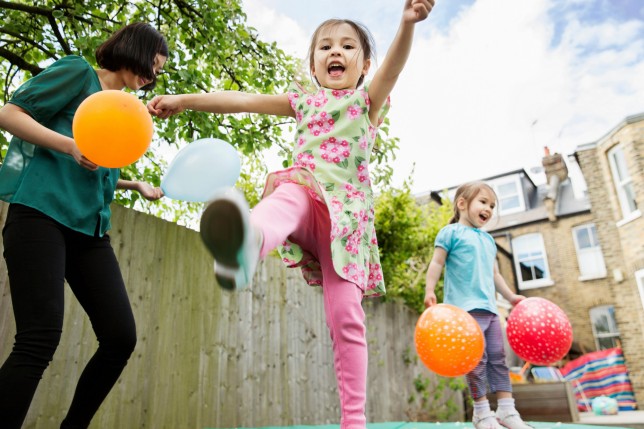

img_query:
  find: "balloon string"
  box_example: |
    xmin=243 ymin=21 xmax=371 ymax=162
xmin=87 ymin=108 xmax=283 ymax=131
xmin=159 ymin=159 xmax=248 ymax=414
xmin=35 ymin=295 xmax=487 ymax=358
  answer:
xmin=519 ymin=361 xmax=531 ymax=376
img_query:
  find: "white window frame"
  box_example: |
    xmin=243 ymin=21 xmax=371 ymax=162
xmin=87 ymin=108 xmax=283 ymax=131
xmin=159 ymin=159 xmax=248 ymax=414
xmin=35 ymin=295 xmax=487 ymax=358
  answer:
xmin=608 ymin=145 xmax=639 ymax=222
xmin=589 ymin=305 xmax=621 ymax=350
xmin=636 ymin=269 xmax=644 ymax=312
xmin=511 ymin=233 xmax=554 ymax=290
xmin=488 ymin=176 xmax=525 ymax=216
xmin=572 ymin=223 xmax=607 ymax=281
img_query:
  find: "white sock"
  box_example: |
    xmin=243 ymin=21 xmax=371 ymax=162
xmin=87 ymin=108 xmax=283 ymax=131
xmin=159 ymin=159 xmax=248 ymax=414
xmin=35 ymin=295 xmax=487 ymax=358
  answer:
xmin=473 ymin=399 xmax=492 ymax=417
xmin=497 ymin=397 xmax=516 ymax=412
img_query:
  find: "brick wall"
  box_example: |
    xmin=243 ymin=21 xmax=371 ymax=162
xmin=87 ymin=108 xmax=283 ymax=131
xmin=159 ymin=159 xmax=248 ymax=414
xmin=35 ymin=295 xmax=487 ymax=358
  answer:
xmin=493 ymin=213 xmax=614 ymax=355
xmin=574 ymin=115 xmax=644 ymax=406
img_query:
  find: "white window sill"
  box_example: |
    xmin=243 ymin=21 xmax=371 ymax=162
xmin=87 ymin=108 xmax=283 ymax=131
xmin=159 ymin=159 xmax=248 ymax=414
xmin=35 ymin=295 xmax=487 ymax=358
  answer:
xmin=616 ymin=209 xmax=642 ymax=227
xmin=518 ymin=279 xmax=555 ymax=290
xmin=578 ymin=273 xmax=607 ymax=282
xmin=499 ymin=207 xmax=524 ymax=217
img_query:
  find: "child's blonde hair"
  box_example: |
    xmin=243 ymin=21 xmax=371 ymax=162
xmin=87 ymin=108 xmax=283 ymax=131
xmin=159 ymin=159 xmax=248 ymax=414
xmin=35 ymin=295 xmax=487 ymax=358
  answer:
xmin=449 ymin=181 xmax=497 ymax=224
xmin=307 ymin=19 xmax=376 ymax=88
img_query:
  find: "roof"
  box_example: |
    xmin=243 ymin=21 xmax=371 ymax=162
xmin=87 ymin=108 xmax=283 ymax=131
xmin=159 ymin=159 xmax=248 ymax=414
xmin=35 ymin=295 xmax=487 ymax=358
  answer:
xmin=415 ymin=168 xmax=537 ymax=201
xmin=486 ymin=178 xmax=590 ymax=232
xmin=575 ymin=111 xmax=644 ymax=153
xmin=416 ymin=168 xmax=591 ymax=232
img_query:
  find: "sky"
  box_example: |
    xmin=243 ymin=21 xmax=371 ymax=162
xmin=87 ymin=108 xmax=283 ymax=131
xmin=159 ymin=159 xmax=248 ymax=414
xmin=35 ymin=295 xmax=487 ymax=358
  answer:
xmin=240 ymin=0 xmax=644 ymax=194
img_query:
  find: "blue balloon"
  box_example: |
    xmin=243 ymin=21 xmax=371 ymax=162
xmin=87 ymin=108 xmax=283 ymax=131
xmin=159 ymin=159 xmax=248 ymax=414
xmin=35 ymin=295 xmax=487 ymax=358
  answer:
xmin=161 ymin=138 xmax=241 ymax=202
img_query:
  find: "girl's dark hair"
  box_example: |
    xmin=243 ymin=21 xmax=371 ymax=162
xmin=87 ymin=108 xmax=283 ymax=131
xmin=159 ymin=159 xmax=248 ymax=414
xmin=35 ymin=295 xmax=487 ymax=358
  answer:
xmin=449 ymin=181 xmax=497 ymax=224
xmin=307 ymin=19 xmax=376 ymax=88
xmin=96 ymin=22 xmax=169 ymax=91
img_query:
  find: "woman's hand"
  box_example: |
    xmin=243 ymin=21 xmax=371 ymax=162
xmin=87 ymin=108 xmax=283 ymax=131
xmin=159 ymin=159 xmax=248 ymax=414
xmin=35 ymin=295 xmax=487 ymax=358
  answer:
xmin=136 ymin=182 xmax=164 ymax=201
xmin=69 ymin=142 xmax=99 ymax=171
xmin=117 ymin=180 xmax=164 ymax=201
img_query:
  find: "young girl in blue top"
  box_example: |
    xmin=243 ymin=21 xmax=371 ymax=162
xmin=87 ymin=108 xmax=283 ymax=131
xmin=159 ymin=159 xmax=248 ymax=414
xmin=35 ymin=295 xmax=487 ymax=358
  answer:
xmin=424 ymin=181 xmax=533 ymax=429
xmin=0 ymin=23 xmax=167 ymax=429
xmin=148 ymin=1 xmax=434 ymax=427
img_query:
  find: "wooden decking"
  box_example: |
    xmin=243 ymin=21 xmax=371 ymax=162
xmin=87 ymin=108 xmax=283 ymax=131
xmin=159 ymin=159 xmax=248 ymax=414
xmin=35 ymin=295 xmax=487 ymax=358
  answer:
xmin=579 ymin=410 xmax=644 ymax=428
xmin=489 ymin=381 xmax=579 ymax=422
xmin=502 ymin=382 xmax=644 ymax=428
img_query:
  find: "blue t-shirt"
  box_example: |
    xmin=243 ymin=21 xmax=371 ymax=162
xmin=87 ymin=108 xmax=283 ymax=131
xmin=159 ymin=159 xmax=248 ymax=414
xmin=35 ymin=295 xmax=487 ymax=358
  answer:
xmin=435 ymin=223 xmax=498 ymax=314
xmin=0 ymin=56 xmax=119 ymax=236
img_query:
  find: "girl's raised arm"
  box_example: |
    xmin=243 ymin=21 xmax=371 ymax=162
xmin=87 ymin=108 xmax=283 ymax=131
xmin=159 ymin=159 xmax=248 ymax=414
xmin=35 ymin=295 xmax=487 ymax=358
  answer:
xmin=147 ymin=91 xmax=294 ymax=119
xmin=368 ymin=0 xmax=434 ymax=124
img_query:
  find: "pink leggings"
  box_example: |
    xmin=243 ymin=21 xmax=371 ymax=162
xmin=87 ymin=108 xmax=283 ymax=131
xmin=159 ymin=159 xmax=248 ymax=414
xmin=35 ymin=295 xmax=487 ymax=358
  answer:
xmin=251 ymin=183 xmax=367 ymax=429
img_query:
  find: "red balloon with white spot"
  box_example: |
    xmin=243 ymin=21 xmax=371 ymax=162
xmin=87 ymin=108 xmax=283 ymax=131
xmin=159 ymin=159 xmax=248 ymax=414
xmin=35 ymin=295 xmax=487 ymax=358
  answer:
xmin=506 ymin=297 xmax=573 ymax=365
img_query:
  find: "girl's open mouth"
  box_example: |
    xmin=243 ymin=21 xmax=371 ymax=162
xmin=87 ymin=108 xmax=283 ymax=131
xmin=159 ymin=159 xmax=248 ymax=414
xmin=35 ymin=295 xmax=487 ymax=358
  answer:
xmin=328 ymin=62 xmax=345 ymax=77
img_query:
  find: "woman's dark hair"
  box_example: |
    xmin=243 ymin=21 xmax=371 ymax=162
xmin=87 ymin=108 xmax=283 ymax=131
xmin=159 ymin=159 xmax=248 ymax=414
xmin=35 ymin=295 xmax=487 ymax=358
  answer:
xmin=307 ymin=19 xmax=376 ymax=88
xmin=96 ymin=22 xmax=168 ymax=91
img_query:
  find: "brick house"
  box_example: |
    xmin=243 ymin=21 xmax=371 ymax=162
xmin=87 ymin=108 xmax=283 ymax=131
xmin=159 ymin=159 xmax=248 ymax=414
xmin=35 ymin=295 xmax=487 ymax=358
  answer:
xmin=423 ymin=112 xmax=643 ymax=405
xmin=572 ymin=112 xmax=643 ymax=405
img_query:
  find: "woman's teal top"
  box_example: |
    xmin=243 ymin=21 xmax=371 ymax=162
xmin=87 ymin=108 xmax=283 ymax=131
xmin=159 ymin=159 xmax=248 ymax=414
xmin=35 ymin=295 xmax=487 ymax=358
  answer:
xmin=0 ymin=56 xmax=119 ymax=237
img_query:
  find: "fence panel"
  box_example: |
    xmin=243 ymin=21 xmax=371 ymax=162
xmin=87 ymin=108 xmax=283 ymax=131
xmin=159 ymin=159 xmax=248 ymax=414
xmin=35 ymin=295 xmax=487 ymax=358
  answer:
xmin=0 ymin=202 xmax=462 ymax=428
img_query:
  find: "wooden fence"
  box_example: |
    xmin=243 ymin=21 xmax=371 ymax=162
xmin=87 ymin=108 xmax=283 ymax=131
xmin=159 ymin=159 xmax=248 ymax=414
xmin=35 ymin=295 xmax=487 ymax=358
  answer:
xmin=0 ymin=201 xmax=463 ymax=428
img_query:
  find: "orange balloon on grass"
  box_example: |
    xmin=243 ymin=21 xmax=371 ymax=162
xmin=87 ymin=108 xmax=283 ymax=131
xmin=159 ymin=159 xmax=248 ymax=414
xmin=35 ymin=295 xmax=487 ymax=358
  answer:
xmin=72 ymin=90 xmax=153 ymax=168
xmin=414 ymin=304 xmax=484 ymax=377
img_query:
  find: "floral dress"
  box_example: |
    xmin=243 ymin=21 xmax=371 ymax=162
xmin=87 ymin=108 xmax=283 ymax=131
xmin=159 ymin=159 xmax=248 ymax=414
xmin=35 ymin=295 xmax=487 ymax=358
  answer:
xmin=262 ymin=82 xmax=389 ymax=297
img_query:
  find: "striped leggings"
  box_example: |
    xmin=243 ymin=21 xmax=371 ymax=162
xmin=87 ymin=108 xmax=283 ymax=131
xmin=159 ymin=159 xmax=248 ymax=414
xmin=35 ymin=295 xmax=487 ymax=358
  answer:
xmin=466 ymin=311 xmax=512 ymax=399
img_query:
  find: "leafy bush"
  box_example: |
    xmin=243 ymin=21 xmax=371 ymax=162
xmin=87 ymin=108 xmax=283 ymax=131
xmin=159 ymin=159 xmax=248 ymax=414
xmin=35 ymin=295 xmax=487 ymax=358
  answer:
xmin=375 ymin=179 xmax=452 ymax=313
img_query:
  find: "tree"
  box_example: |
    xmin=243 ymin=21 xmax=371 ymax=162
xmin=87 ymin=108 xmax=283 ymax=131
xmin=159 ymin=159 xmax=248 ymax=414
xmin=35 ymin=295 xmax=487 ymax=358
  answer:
xmin=1 ymin=0 xmax=399 ymax=227
xmin=0 ymin=0 xmax=298 ymax=225
xmin=374 ymin=177 xmax=453 ymax=313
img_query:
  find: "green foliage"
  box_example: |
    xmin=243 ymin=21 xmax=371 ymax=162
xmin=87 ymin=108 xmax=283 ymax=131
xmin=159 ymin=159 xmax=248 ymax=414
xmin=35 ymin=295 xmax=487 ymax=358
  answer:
xmin=371 ymin=117 xmax=399 ymax=189
xmin=0 ymin=0 xmax=294 ymax=226
xmin=402 ymin=347 xmax=467 ymax=421
xmin=374 ymin=177 xmax=453 ymax=313
xmin=409 ymin=374 xmax=466 ymax=421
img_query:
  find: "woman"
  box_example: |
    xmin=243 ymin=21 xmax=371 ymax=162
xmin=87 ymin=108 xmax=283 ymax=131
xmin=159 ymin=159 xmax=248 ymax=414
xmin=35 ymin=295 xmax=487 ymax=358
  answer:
xmin=0 ymin=22 xmax=168 ymax=429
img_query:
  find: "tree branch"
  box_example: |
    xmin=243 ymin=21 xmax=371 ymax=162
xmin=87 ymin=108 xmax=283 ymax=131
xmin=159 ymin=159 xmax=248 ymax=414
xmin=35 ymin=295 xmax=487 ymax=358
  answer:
xmin=0 ymin=27 xmax=59 ymax=59
xmin=6 ymin=64 xmax=20 ymax=91
xmin=0 ymin=47 xmax=43 ymax=75
xmin=172 ymin=0 xmax=203 ymax=19
xmin=47 ymin=14 xmax=71 ymax=54
xmin=0 ymin=0 xmax=52 ymax=15
xmin=0 ymin=1 xmax=93 ymax=24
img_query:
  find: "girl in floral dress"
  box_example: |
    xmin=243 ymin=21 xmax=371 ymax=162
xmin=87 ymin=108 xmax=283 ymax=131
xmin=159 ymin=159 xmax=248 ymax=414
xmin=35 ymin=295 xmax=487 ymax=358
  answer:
xmin=147 ymin=1 xmax=434 ymax=427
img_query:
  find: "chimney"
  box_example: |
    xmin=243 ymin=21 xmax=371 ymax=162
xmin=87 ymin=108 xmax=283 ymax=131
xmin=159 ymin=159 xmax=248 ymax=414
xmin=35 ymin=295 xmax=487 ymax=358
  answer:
xmin=542 ymin=146 xmax=568 ymax=222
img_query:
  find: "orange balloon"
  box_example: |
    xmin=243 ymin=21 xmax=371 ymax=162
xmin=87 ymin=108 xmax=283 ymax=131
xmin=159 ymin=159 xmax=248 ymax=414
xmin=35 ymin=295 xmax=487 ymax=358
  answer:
xmin=414 ymin=304 xmax=484 ymax=377
xmin=72 ymin=90 xmax=153 ymax=168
